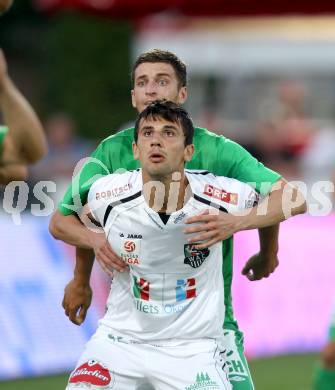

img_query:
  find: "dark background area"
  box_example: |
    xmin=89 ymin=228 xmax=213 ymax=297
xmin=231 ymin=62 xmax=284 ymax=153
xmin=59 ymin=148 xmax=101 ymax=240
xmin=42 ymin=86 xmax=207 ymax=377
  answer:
xmin=0 ymin=1 xmax=134 ymax=139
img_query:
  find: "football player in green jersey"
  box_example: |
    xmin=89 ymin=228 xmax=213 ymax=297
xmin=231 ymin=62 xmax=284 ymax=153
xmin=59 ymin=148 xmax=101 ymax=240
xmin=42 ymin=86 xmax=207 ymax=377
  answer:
xmin=314 ymin=307 xmax=335 ymax=390
xmin=0 ymin=48 xmax=47 ymax=184
xmin=50 ymin=49 xmax=306 ymax=389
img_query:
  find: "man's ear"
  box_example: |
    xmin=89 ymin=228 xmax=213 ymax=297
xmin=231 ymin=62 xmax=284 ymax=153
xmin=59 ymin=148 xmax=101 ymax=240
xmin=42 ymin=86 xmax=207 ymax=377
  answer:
xmin=132 ymin=141 xmax=139 ymax=160
xmin=184 ymin=143 xmax=194 ymax=162
xmin=178 ymin=86 xmax=188 ymax=105
xmin=131 ymin=89 xmax=136 ymax=109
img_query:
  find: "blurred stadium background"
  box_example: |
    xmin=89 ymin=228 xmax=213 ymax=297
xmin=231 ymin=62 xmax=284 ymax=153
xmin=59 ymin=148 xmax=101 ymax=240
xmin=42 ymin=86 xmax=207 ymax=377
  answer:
xmin=1 ymin=1 xmax=335 ymax=389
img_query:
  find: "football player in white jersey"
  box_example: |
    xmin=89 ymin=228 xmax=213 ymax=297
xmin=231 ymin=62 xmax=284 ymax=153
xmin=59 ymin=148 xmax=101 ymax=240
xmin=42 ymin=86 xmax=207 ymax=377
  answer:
xmin=65 ymin=100 xmax=267 ymax=390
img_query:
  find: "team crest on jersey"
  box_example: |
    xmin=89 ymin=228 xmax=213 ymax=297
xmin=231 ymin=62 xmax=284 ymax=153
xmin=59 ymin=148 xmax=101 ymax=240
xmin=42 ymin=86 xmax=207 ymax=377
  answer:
xmin=245 ymin=191 xmax=259 ymax=208
xmin=120 ymin=238 xmax=141 ymax=265
xmin=68 ymin=359 xmax=115 ymax=389
xmin=184 ymin=244 xmax=210 ymax=268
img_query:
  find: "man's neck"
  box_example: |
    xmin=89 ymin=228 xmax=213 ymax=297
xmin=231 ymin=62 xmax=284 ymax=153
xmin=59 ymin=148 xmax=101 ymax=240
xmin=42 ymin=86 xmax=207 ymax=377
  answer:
xmin=142 ymin=170 xmax=191 ymax=213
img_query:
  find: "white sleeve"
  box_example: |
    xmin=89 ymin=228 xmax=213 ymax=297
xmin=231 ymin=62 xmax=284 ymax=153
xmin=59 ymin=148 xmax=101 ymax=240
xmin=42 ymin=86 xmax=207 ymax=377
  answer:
xmin=214 ymin=175 xmax=260 ymax=211
xmin=87 ymin=177 xmax=111 ymax=226
xmin=236 ymin=182 xmax=260 ymax=210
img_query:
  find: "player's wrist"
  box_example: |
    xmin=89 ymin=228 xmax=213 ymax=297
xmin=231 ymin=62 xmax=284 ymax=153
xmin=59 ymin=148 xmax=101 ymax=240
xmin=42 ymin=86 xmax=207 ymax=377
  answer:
xmin=72 ymin=273 xmax=91 ymax=285
xmin=259 ymin=240 xmax=279 ymax=256
xmin=0 ymin=75 xmax=11 ymax=96
xmin=258 ymin=248 xmax=279 ymax=261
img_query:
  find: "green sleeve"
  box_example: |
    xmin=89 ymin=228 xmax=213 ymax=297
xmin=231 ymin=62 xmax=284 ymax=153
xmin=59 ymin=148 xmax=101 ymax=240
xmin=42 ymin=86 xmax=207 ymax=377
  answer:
xmin=0 ymin=125 xmax=9 ymax=158
xmin=58 ymin=142 xmax=112 ymax=216
xmin=329 ymin=325 xmax=335 ymax=341
xmin=329 ymin=309 xmax=335 ymax=340
xmin=188 ymin=129 xmax=281 ymax=193
xmin=216 ymin=137 xmax=281 ymax=195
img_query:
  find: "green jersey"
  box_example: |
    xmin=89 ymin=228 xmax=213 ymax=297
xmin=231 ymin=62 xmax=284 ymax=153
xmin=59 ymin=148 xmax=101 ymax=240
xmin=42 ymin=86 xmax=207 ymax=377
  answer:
xmin=0 ymin=125 xmax=8 ymax=158
xmin=59 ymin=126 xmax=281 ymax=331
xmin=329 ymin=305 xmax=335 ymax=341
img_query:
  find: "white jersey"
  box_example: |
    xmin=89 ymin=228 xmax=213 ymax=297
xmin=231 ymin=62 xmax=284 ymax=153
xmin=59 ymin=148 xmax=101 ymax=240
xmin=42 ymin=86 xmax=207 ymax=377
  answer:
xmin=88 ymin=169 xmax=258 ymax=342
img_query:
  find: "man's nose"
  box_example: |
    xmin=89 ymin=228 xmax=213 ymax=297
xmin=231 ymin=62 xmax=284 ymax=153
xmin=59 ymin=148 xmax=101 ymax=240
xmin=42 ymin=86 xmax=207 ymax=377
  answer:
xmin=145 ymin=81 xmax=158 ymax=95
xmin=150 ymin=132 xmax=162 ymax=146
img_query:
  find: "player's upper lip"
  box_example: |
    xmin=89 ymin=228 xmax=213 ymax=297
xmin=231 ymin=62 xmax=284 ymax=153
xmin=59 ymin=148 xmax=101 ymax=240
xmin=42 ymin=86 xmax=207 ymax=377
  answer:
xmin=149 ymin=150 xmax=165 ymax=159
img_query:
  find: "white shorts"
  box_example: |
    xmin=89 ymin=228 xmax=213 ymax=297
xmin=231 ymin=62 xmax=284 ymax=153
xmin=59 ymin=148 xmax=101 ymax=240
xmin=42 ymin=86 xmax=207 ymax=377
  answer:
xmin=66 ymin=325 xmax=232 ymax=390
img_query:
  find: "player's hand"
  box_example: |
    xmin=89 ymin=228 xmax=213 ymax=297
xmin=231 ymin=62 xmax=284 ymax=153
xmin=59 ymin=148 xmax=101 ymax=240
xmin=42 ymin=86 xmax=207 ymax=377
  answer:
xmin=62 ymin=279 xmax=92 ymax=326
xmin=321 ymin=341 xmax=335 ymax=369
xmin=241 ymin=252 xmax=279 ymax=281
xmin=90 ymin=231 xmax=127 ymax=276
xmin=184 ymin=209 xmax=241 ymax=249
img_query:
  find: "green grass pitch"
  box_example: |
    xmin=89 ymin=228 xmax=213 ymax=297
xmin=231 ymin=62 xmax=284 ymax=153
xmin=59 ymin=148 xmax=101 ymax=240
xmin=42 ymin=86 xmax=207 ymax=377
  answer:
xmin=0 ymin=353 xmax=318 ymax=390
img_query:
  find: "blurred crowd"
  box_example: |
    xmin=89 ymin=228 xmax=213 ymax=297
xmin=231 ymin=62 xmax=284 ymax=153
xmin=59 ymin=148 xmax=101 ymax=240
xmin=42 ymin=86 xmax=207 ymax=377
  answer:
xmin=28 ymin=113 xmax=95 ymax=206
xmin=193 ymin=78 xmax=335 ymax=206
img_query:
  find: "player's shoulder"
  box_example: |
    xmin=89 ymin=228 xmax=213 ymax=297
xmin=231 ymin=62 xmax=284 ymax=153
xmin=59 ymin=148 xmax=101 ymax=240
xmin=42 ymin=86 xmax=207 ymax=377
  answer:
xmin=186 ymin=169 xmax=257 ymax=208
xmin=194 ymin=126 xmax=242 ymax=150
xmin=98 ymin=127 xmax=134 ymax=147
xmin=89 ymin=169 xmax=141 ymax=203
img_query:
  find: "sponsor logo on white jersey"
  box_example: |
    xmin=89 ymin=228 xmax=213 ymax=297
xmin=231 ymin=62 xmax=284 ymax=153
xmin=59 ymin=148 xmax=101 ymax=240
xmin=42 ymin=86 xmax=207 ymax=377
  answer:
xmin=95 ymin=183 xmax=133 ymax=200
xmin=120 ymin=239 xmax=141 ymax=265
xmin=69 ymin=359 xmax=114 ymax=388
xmin=203 ymin=184 xmax=238 ymax=205
xmin=132 ymin=277 xmax=196 ymax=316
xmin=185 ymin=372 xmax=219 ymax=390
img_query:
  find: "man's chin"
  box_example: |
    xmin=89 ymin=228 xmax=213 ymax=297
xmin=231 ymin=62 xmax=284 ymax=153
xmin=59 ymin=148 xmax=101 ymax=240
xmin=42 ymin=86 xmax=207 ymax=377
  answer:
xmin=146 ymin=168 xmax=170 ymax=181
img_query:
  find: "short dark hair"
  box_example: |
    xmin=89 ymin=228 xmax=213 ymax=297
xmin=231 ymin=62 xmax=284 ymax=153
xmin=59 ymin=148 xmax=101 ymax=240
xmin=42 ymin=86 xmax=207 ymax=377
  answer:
xmin=131 ymin=49 xmax=187 ymax=88
xmin=134 ymin=100 xmax=194 ymax=146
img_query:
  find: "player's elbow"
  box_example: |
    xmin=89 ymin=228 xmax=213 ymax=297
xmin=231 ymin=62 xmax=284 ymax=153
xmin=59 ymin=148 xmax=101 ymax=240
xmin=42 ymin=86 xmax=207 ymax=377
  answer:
xmin=0 ymin=164 xmax=28 ymax=185
xmin=293 ymin=188 xmax=307 ymax=215
xmin=282 ymin=184 xmax=307 ymax=218
xmin=49 ymin=211 xmax=63 ymax=240
xmin=25 ymin=137 xmax=48 ymax=164
xmin=14 ymin=165 xmax=28 ymax=182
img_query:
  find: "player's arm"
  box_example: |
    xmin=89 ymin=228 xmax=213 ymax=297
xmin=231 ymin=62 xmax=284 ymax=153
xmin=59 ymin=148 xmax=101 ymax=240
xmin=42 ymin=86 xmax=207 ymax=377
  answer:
xmin=0 ymin=164 xmax=27 ymax=183
xmin=0 ymin=49 xmax=47 ymax=164
xmin=213 ymin=138 xmax=296 ymax=279
xmin=49 ymin=210 xmax=96 ymax=249
xmin=184 ymin=177 xmax=307 ymax=249
xmin=50 ymin=209 xmax=126 ymax=274
xmin=320 ymin=314 xmax=335 ymax=369
xmin=51 ymin=140 xmax=112 ymax=248
xmin=241 ymin=223 xmax=279 ymax=281
xmin=62 ymin=247 xmax=94 ymax=326
xmin=50 ymin=170 xmax=127 ymax=273
xmin=0 ymin=0 xmax=13 ymax=14
xmin=0 ymin=128 xmax=28 ymax=184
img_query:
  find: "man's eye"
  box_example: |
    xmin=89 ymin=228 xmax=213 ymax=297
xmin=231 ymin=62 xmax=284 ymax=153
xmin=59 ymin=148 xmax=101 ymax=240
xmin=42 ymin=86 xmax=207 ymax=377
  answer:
xmin=137 ymin=81 xmax=145 ymax=87
xmin=143 ymin=131 xmax=152 ymax=136
xmin=165 ymin=130 xmax=174 ymax=137
xmin=158 ymin=79 xmax=168 ymax=86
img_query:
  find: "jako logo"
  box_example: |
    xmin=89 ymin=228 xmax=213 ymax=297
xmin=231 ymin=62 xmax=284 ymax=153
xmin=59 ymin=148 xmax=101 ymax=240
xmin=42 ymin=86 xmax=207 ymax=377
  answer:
xmin=124 ymin=241 xmax=136 ymax=252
